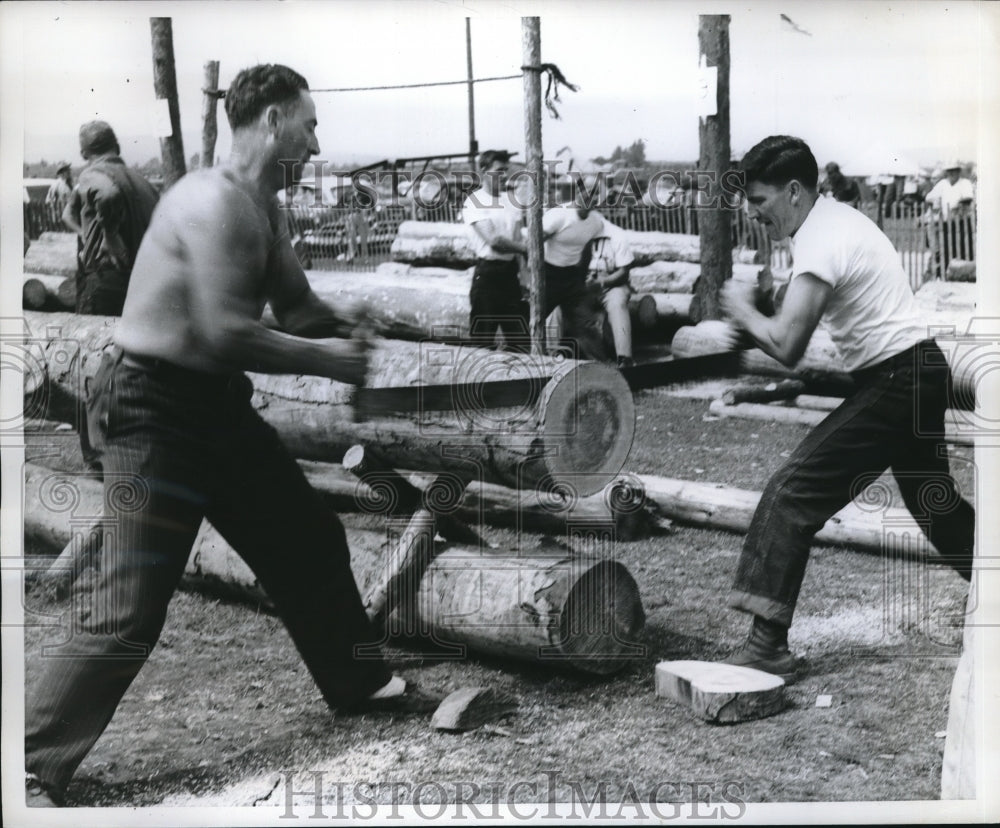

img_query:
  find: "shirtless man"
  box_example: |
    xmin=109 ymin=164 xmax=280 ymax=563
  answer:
xmin=25 ymin=64 xmax=429 ymax=809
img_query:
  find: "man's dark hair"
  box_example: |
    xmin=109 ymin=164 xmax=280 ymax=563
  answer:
xmin=225 ymin=64 xmax=310 ymax=131
xmin=478 ymin=149 xmax=513 ymax=171
xmin=740 ymin=135 xmax=819 ymax=190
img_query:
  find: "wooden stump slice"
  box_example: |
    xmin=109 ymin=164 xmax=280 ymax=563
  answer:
xmin=654 ymin=660 xmax=787 ymax=723
xmin=537 ymin=361 xmax=635 ymax=498
xmin=431 ymin=686 xmax=518 ymax=732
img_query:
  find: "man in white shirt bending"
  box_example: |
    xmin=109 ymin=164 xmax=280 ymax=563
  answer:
xmin=716 ymin=135 xmax=974 ymax=684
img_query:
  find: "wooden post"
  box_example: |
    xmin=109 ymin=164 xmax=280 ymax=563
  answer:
xmin=201 ymin=60 xmax=220 ymax=169
xmin=694 ymin=14 xmax=732 ymax=321
xmin=150 ymin=17 xmax=186 ymax=189
xmin=522 ymin=17 xmax=546 ymax=356
xmin=465 ymin=18 xmax=478 ymax=166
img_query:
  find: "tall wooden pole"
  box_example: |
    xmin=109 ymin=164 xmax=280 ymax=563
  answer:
xmin=150 ymin=17 xmax=186 ymax=189
xmin=695 ymin=15 xmax=732 ymax=321
xmin=201 ymin=60 xmax=220 ymax=169
xmin=522 ymin=17 xmax=545 ymax=356
xmin=466 ymin=18 xmax=478 ymax=166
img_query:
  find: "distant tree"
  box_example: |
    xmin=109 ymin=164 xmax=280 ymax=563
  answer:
xmin=593 ymin=139 xmax=647 ymax=170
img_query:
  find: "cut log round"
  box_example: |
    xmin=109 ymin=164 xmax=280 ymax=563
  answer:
xmin=25 ymin=312 xmax=635 ymax=496
xmin=23 ymin=274 xmax=74 ymax=311
xmin=654 ymin=660 xmax=787 ymax=723
xmin=23 ymin=231 xmax=78 ymax=278
xmin=634 ymin=293 xmax=694 ymax=329
xmin=412 ymin=547 xmax=645 ymax=674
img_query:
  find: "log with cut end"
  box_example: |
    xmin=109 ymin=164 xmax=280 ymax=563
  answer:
xmin=24 ymin=462 xmax=644 ymax=674
xmin=23 ymin=274 xmax=74 ymax=311
xmin=654 ymin=661 xmax=787 ymax=723
xmin=411 ymin=546 xmax=645 ymax=674
xmin=636 ymin=473 xmax=958 ymax=559
xmin=24 ymin=231 xmax=78 ymax=278
xmin=431 ymin=687 xmax=518 ymax=732
xmin=24 ymin=312 xmax=635 ymax=496
xmin=633 ymin=293 xmax=695 ymax=329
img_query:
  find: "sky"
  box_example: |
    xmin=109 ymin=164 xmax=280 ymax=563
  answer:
xmin=5 ymin=0 xmax=991 ymax=174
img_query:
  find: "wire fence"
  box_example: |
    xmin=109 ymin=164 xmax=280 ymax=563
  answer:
xmin=25 ymin=196 xmax=976 ymax=288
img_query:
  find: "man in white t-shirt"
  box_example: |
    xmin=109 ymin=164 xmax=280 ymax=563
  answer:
xmin=587 ymin=218 xmax=635 ymax=369
xmin=462 ymin=150 xmax=529 ymax=351
xmin=924 ymin=162 xmax=976 ymax=278
xmin=715 ymin=135 xmax=974 ymax=683
xmin=924 ymin=162 xmax=975 ymax=220
xmin=541 ymin=183 xmax=610 ymax=361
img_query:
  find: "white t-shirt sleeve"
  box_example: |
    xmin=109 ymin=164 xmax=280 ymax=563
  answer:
xmin=789 ymin=205 xmax=848 ymax=289
xmin=543 ymin=207 xmax=568 ymax=235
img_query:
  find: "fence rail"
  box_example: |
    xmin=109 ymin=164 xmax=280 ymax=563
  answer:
xmin=25 ymin=197 xmax=976 ymax=286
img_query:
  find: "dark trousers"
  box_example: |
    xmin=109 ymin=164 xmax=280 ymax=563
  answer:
xmin=25 ymin=350 xmax=390 ymax=795
xmin=469 ymin=259 xmax=530 ymax=352
xmin=75 ymin=268 xmax=129 ymax=316
xmin=729 ymin=340 xmax=974 ymax=627
xmin=544 ymin=263 xmax=610 ymax=362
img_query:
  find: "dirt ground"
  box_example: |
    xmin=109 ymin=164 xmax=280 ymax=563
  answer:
xmin=22 ymin=390 xmax=974 ymax=811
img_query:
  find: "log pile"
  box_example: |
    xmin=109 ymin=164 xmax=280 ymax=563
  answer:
xmin=23 ymin=274 xmax=75 ymax=311
xmin=23 ymin=311 xmax=635 ymax=496
xmin=23 ymin=231 xmax=78 ymax=278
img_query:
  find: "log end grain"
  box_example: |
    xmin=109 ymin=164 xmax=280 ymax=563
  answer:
xmin=430 ymin=686 xmax=518 ymax=732
xmin=654 ymin=660 xmax=787 ymax=723
xmin=557 ymin=560 xmax=646 ymax=675
xmin=538 ymin=361 xmax=635 ymax=498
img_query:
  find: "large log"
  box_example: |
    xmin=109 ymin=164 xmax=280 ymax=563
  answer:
xmin=263 ymin=270 xmax=474 ymax=342
xmin=637 ymin=474 xmax=961 ymax=562
xmin=23 ymin=231 xmax=78 ymax=278
xmin=628 ymin=261 xmax=762 ymax=295
xmin=24 ymin=312 xmax=635 ymax=496
xmin=23 ymin=274 xmax=74 ymax=311
xmin=24 ymin=462 xmax=645 ymax=674
xmin=633 ymin=293 xmax=695 ymax=329
xmin=390 ymin=221 xmax=705 ymax=269
xmin=708 ymin=398 xmax=974 ymax=446
xmin=390 ymin=221 xmax=481 ymax=268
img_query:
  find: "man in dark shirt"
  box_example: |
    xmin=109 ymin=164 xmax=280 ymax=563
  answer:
xmin=819 ymin=162 xmax=861 ymax=209
xmin=62 ymin=121 xmax=160 ymax=316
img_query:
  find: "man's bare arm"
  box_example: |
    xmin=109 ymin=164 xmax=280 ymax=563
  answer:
xmin=720 ymin=273 xmax=831 ymax=367
xmin=266 ymin=210 xmax=361 ymax=338
xmin=181 ymin=182 xmax=368 ymax=384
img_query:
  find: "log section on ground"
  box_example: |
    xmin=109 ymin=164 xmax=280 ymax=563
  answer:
xmin=24 ymin=463 xmax=645 ymax=674
xmin=707 ymin=398 xmax=974 ymax=446
xmin=24 ymin=312 xmax=635 ymax=496
xmin=721 ymin=379 xmax=806 ymax=405
xmin=637 ymin=474 xmax=962 ymax=561
xmin=23 ymin=231 xmax=79 ymax=278
xmin=407 ymin=544 xmax=645 ymax=674
xmin=23 ymin=274 xmax=74 ymax=311
xmin=654 ymin=660 xmax=787 ymax=723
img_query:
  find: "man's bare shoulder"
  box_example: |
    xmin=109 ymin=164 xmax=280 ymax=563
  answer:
xmin=158 ymin=169 xmax=267 ymax=230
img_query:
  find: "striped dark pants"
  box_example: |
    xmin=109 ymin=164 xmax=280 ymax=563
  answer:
xmin=25 ymin=350 xmax=390 ymax=797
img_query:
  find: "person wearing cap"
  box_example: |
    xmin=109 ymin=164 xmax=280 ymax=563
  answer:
xmin=586 ymin=217 xmax=635 ymax=369
xmin=924 ymin=162 xmax=975 ymax=277
xmin=715 ymin=135 xmax=973 ymax=685
xmin=462 ymin=149 xmax=530 ymax=351
xmin=62 ymin=120 xmax=160 ymax=316
xmin=44 ymin=164 xmax=74 ymax=217
xmin=24 ymin=65 xmax=431 ymax=809
xmin=540 ymin=178 xmax=612 ymax=362
xmin=819 ymin=162 xmax=860 ymax=209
